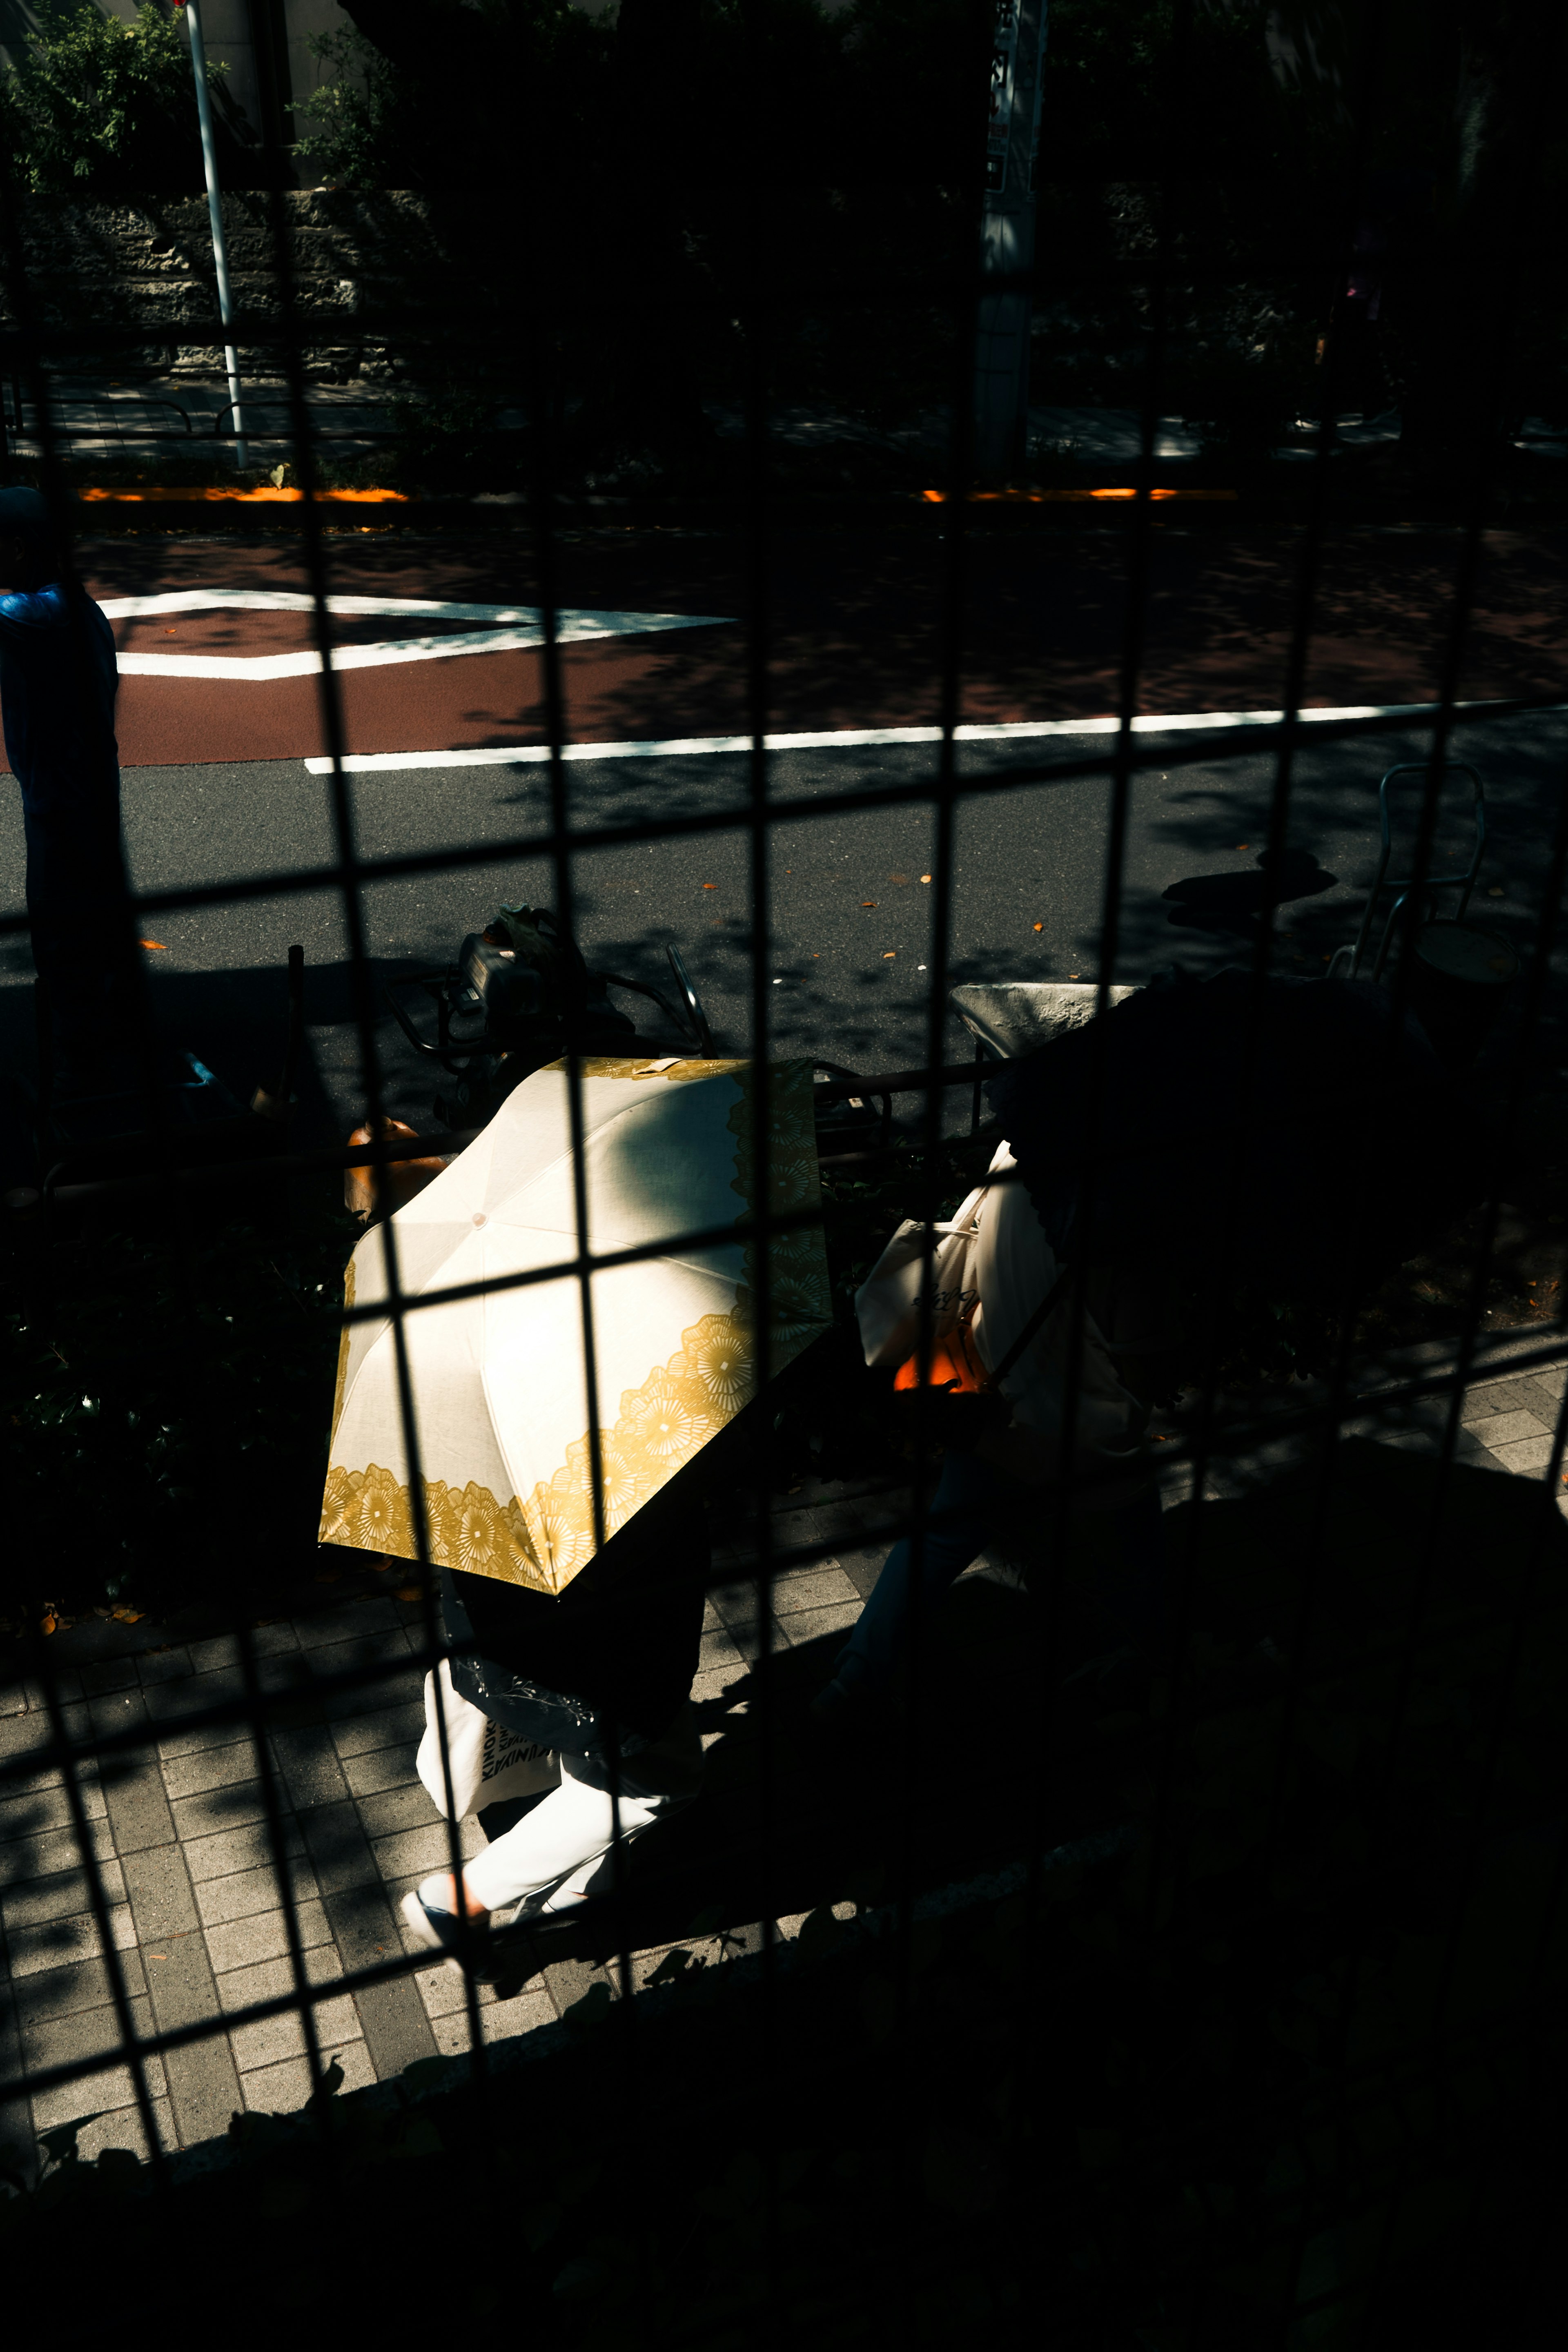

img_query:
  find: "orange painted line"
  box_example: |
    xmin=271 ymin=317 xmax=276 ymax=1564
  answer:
xmin=920 ymin=486 xmax=1238 ymax=504
xmin=77 ymin=486 xmax=409 ymax=505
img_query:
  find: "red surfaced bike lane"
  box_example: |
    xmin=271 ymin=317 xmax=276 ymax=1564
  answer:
xmin=7 ymin=520 xmax=1565 ymax=770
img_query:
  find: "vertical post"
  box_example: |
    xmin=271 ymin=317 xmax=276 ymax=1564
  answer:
xmin=184 ymin=0 xmax=249 ymax=468
xmin=974 ymin=0 xmax=1048 ymax=479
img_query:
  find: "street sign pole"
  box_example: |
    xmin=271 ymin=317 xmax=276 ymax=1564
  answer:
xmin=184 ymin=0 xmax=249 ymax=470
xmin=973 ymin=0 xmax=1048 ymax=479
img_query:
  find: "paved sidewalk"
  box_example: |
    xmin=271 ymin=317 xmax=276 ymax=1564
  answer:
xmin=5 ymin=376 xmax=396 ymax=471
xmin=3 ymin=1349 xmax=1563 ymax=2174
xmin=1160 ymin=1348 xmax=1568 ymax=1511
xmin=0 ymin=1501 xmax=881 ymax=2173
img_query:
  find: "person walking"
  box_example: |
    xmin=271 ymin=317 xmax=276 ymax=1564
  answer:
xmin=401 ymin=1467 xmax=708 ymax=1969
xmin=813 ymin=1140 xmax=1174 ymax=1718
xmin=0 ymin=486 xmax=129 ymax=1080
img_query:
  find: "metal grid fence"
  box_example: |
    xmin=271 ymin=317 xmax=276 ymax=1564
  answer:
xmin=3 ymin=7 xmax=1568 ymax=2339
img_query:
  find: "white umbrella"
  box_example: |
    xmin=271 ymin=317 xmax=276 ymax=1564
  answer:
xmin=320 ymin=1056 xmax=830 ymax=1595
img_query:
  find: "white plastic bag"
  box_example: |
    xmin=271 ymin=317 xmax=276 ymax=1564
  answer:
xmin=416 ymin=1659 xmax=560 ymax=1822
xmin=853 ymin=1181 xmax=988 ymax=1369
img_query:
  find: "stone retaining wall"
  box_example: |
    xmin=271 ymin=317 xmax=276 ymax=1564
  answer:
xmin=3 ymin=191 xmax=448 ymax=382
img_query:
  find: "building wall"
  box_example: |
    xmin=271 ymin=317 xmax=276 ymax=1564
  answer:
xmin=0 ymin=0 xmax=363 ymax=169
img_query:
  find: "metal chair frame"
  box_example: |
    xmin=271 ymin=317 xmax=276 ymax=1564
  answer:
xmin=1343 ymin=760 xmax=1486 ymax=982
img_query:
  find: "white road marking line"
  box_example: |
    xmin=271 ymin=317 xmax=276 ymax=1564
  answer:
xmin=100 ymin=589 xmax=733 ymax=679
xmin=303 ymin=699 xmax=1527 ymax=776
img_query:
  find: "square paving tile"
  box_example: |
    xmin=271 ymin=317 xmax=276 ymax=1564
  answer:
xmin=203 ymin=1898 xmax=332 ymax=1977
xmin=214 ymin=1943 xmax=348 ymax=2014
xmin=0 ymin=1815 xmax=117 ymax=1883
xmin=135 ymin=1646 xmax=194 ymax=1688
xmin=342 ymin=1745 xmax=423 ymax=1798
xmin=416 ymin=1965 xmax=495 ymax=2021
xmin=266 ymin=1733 xmax=350 ymax=1816
xmin=355 ymin=1782 xmax=441 ymax=1842
xmin=2 ymin=1857 xmax=128 ymax=1934
xmin=294 ymin=1603 xmax=407 ymax=1652
xmin=7 ymin=1903 xmax=138 ymax=1979
xmin=2 ymin=1950 xmax=149 ymax=2029
xmin=31 ymin=2051 xmax=168 ymax=2132
xmin=370 ymin=1821 xmax=483 ymax=1886
xmin=778 ymin=1601 xmax=860 ymax=1648
xmin=226 ymin=1990 xmax=364 ymax=2074
xmin=428 ymin=1989 xmax=554 ymax=2056
xmin=159 ymin=1739 xmax=266 ymax=1805
xmin=771 ymin=1564 xmax=861 ymax=1615
xmin=187 ymin=1627 xmax=299 ymax=1677
xmin=194 ymin=1855 xmax=320 ymax=1929
xmin=1461 ymin=1378 xmax=1542 ymax=1422
xmin=181 ymin=1816 xmax=305 ymax=1886
xmin=142 ymin=1667 xmax=253 ymax=1745
xmin=698 ymin=1624 xmax=748 ymax=1672
xmin=168 ymin=1781 xmax=282 ymax=1844
xmin=239 ymin=2037 xmax=376 ymax=2112
xmin=332 ymin=1699 xmax=425 ymax=1760
xmin=62 ymin=2096 xmax=176 ymax=2164
xmin=79 ymin=1659 xmax=139 ymax=1699
xmin=0 ymin=1713 xmax=97 ymax=1798
xmin=23 ymin=1994 xmax=167 ymax=2125
xmin=1460 ymin=1409 xmax=1548 ymax=1449
xmin=1490 ymin=1437 xmax=1558 ymax=1475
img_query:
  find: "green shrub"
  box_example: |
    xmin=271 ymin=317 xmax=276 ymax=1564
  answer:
xmin=0 ymin=0 xmax=218 ymax=196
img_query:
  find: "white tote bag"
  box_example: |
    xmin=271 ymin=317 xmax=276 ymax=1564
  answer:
xmin=416 ymin=1659 xmax=561 ymax=1822
xmin=853 ymin=1181 xmax=989 ymax=1369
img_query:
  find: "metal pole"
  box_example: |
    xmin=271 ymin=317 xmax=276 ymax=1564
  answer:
xmin=184 ymin=0 xmax=248 ymax=468
xmin=974 ymin=0 xmax=1048 ymax=479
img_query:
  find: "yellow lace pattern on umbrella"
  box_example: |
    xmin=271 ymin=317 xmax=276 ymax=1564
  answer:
xmin=318 ymin=1304 xmax=757 ymax=1594
xmin=539 ymin=1055 xmax=745 ymax=1082
xmin=319 ymin=1062 xmax=831 ymax=1595
xmin=318 ymin=1463 xmax=549 ymax=1589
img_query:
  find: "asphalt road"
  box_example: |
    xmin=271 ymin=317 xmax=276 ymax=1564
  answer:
xmin=4 ymin=710 xmax=1564 ymax=1152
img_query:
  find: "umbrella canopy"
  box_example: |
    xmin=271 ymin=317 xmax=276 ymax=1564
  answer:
xmin=321 ymin=1056 xmax=830 ymax=1594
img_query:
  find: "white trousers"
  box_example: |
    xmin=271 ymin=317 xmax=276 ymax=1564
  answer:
xmin=450 ymin=1707 xmax=702 ymax=1918
xmin=458 ymin=1768 xmax=664 ymax=1914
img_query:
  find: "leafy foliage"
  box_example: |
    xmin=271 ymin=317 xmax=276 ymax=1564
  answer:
xmin=0 ymin=0 xmax=214 ymax=196
xmin=2 ymin=1201 xmax=354 ymax=1628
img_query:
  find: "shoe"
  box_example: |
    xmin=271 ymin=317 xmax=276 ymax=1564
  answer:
xmin=400 ymin=1887 xmax=497 ymax=1979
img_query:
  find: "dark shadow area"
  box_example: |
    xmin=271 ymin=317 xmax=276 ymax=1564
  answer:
xmin=6 ymin=1430 xmax=1568 ymax=2348
xmin=481 ymin=1437 xmax=1568 ymax=2004
xmin=0 ymin=954 xmax=487 ymax=1185
xmin=1162 ymin=844 xmax=1336 ymax=934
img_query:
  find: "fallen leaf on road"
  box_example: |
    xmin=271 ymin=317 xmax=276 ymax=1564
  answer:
xmin=920 ymin=874 xmax=931 ymax=883
xmin=883 ymin=951 xmax=896 ymax=959
xmin=396 ymin=1584 xmax=423 ymax=1602
xmin=1033 ymin=922 xmax=1044 ymax=933
xmin=138 ymin=938 xmax=169 ymax=951
xmin=862 ymin=900 xmax=878 ymax=908
xmin=39 ymin=1613 xmax=56 ymax=1636
xmin=890 ymin=872 xmax=909 ymax=884
xmin=1236 ymin=843 xmax=1249 ymax=851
